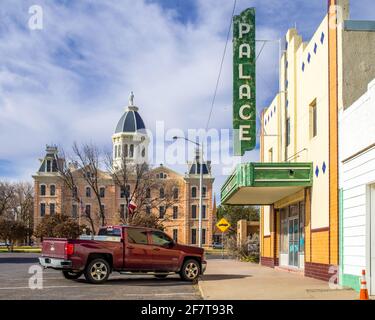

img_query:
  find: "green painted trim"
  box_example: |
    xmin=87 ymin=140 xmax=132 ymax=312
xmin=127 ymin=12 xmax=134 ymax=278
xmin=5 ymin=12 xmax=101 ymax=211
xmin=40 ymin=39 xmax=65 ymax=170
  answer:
xmin=342 ymin=274 xmax=361 ymax=292
xmin=220 ymin=162 xmax=313 ymax=203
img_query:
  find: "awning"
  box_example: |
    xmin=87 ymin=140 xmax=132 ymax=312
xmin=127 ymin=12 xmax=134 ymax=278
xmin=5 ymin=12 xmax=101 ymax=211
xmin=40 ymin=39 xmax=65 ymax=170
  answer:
xmin=221 ymin=162 xmax=313 ymax=205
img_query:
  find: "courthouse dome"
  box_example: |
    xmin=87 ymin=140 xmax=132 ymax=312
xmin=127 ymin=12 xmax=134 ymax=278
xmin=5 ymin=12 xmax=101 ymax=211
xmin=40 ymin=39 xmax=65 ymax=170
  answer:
xmin=115 ymin=92 xmax=146 ymax=133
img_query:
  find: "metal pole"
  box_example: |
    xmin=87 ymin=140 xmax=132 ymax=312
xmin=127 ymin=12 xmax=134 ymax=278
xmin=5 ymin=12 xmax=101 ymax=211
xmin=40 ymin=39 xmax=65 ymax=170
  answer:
xmin=221 ymin=232 xmax=224 ymax=259
xmin=198 ymin=144 xmax=203 ymax=248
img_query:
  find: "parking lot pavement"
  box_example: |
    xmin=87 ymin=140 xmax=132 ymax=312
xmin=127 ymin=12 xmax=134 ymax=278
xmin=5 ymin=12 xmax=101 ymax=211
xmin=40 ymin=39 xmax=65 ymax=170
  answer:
xmin=0 ymin=253 xmax=201 ymax=300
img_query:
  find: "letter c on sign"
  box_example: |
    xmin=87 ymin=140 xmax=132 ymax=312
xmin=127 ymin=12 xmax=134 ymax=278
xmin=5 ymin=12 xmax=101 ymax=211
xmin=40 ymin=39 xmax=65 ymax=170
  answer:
xmin=239 ymin=105 xmax=252 ymax=120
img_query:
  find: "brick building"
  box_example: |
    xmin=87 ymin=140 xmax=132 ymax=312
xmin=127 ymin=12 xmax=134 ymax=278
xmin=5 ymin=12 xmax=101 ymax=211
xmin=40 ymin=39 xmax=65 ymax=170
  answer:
xmin=33 ymin=95 xmax=215 ymax=247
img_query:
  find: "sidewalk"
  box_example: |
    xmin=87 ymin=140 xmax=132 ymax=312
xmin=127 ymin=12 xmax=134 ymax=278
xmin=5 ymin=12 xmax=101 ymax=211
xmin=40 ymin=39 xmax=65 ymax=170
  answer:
xmin=199 ymin=259 xmax=359 ymax=300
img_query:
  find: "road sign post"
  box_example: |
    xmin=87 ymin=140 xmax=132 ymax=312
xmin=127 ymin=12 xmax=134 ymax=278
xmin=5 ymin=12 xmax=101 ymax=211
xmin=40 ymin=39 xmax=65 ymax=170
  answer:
xmin=216 ymin=218 xmax=231 ymax=259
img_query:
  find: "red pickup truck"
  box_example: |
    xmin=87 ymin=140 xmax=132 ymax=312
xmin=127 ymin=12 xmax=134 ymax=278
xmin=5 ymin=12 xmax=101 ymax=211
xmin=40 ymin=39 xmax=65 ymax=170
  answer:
xmin=39 ymin=225 xmax=206 ymax=284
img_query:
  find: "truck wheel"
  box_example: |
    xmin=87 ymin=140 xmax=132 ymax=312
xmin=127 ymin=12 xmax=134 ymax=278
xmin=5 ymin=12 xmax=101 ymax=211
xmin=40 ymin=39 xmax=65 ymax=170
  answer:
xmin=180 ymin=259 xmax=200 ymax=281
xmin=84 ymin=258 xmax=110 ymax=284
xmin=62 ymin=270 xmax=83 ymax=280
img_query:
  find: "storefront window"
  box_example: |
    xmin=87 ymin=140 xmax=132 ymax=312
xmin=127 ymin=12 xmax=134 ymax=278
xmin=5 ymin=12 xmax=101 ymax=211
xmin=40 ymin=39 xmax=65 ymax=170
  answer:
xmin=299 ymin=202 xmax=305 ymax=253
xmin=280 ymin=208 xmax=288 ymax=253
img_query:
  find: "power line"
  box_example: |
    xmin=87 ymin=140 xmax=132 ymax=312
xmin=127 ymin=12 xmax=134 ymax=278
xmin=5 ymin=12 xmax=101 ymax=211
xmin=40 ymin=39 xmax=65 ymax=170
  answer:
xmin=205 ymin=0 xmax=237 ymax=130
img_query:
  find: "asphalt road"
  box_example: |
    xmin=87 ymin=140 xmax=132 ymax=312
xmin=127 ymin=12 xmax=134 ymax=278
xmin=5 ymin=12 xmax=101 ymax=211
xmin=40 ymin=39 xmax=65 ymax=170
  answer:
xmin=0 ymin=253 xmax=201 ymax=300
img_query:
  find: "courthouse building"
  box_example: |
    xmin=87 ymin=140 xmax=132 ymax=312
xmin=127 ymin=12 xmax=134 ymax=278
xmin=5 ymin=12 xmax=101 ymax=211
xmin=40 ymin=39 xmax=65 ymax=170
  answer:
xmin=221 ymin=0 xmax=375 ymax=281
xmin=33 ymin=96 xmax=215 ymax=247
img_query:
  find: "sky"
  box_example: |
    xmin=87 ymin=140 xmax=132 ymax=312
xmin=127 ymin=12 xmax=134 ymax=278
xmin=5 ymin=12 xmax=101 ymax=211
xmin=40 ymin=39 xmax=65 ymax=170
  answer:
xmin=1 ymin=0 xmax=375 ymax=202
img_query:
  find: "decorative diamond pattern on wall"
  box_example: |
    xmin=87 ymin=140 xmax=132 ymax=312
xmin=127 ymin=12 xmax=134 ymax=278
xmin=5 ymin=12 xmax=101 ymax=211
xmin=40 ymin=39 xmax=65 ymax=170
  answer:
xmin=320 ymin=32 xmax=325 ymax=44
xmin=315 ymin=165 xmax=319 ymax=178
xmin=307 ymin=53 xmax=311 ymax=63
xmin=322 ymin=161 xmax=326 ymax=174
xmin=314 ymin=43 xmax=318 ymax=54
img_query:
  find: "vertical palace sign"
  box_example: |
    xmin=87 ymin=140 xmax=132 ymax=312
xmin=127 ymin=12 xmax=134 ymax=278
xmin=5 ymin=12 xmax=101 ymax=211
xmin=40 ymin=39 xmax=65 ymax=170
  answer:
xmin=233 ymin=8 xmax=256 ymax=156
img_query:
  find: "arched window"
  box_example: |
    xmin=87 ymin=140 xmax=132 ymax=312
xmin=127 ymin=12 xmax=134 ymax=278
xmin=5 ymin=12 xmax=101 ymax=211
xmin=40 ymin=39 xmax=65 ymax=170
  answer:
xmin=129 ymin=144 xmax=134 ymax=158
xmin=191 ymin=186 xmax=197 ymax=198
xmin=124 ymin=144 xmax=128 ymax=158
xmin=173 ymin=188 xmax=178 ymax=200
xmin=202 ymin=186 xmax=207 ymax=198
xmin=115 ymin=145 xmax=118 ymax=158
xmin=160 ymin=188 xmax=165 ymax=198
xmin=50 ymin=185 xmax=56 ymax=196
xmin=146 ymin=188 xmax=151 ymax=199
xmin=142 ymin=147 xmax=145 ymax=158
xmin=40 ymin=184 xmax=46 ymax=196
xmin=118 ymin=144 xmax=122 ymax=157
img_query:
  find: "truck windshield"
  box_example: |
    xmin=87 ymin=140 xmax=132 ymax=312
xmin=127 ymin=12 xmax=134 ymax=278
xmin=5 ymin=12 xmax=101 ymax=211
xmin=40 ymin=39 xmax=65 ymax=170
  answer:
xmin=98 ymin=228 xmax=122 ymax=237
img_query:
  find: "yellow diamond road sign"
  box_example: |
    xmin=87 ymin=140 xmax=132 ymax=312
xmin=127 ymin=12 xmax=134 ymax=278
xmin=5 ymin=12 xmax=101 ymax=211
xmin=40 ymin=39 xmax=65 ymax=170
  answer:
xmin=216 ymin=218 xmax=231 ymax=232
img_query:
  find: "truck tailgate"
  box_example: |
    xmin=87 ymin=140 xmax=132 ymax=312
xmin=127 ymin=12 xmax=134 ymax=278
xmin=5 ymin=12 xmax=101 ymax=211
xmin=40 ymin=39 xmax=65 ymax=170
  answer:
xmin=42 ymin=238 xmax=67 ymax=259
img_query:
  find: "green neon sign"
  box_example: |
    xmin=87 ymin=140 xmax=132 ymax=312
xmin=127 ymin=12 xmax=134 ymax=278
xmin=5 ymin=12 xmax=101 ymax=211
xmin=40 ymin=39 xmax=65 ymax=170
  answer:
xmin=233 ymin=8 xmax=256 ymax=156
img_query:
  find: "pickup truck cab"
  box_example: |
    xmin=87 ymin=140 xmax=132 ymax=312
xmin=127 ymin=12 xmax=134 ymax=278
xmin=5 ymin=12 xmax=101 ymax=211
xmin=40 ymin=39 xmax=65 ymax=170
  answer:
xmin=39 ymin=225 xmax=206 ymax=284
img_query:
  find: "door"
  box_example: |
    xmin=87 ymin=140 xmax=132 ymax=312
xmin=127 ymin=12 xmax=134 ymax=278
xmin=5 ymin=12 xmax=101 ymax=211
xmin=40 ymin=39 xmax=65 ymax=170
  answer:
xmin=124 ymin=228 xmax=153 ymax=271
xmin=150 ymin=231 xmax=180 ymax=272
xmin=371 ymin=185 xmax=375 ymax=295
xmin=288 ymin=217 xmax=299 ymax=267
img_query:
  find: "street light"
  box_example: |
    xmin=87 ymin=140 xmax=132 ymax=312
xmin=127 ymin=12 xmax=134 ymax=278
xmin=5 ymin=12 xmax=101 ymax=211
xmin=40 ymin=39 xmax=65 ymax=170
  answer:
xmin=173 ymin=136 xmax=204 ymax=248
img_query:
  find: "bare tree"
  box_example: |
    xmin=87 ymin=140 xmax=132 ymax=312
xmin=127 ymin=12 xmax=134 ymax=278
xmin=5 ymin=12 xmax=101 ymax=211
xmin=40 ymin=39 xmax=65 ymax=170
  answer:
xmin=72 ymin=142 xmax=106 ymax=228
xmin=56 ymin=147 xmax=96 ymax=234
xmin=104 ymin=151 xmax=179 ymax=227
xmin=0 ymin=181 xmax=15 ymax=217
xmin=12 ymin=182 xmax=34 ymax=244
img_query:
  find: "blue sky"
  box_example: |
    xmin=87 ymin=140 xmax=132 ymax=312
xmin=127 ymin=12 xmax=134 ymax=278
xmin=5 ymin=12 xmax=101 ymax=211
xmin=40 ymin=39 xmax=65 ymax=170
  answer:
xmin=1 ymin=0 xmax=375 ymax=201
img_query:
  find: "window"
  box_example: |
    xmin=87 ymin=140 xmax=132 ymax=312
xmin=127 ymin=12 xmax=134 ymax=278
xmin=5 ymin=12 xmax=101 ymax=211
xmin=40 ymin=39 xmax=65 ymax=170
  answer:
xmin=99 ymin=187 xmax=105 ymax=198
xmin=280 ymin=208 xmax=288 ymax=253
xmin=40 ymin=203 xmax=46 ymax=217
xmin=173 ymin=188 xmax=178 ymax=200
xmin=49 ymin=185 xmax=56 ymax=196
xmin=120 ymin=204 xmax=125 ymax=219
xmin=100 ymin=204 xmax=105 ymax=215
xmin=202 ymin=205 xmax=206 ymax=219
xmin=202 ymin=229 xmax=206 ymax=245
xmin=268 ymin=148 xmax=273 ymax=162
xmin=192 ymin=205 xmax=197 ymax=219
xmin=52 ymin=159 xmax=58 ymax=172
xmin=286 ymin=118 xmax=290 ymax=146
xmin=72 ymin=204 xmax=78 ymax=218
xmin=173 ymin=229 xmax=178 ymax=242
xmin=50 ymin=203 xmax=55 ymax=215
xmin=141 ymin=147 xmax=145 ymax=158
xmin=146 ymin=188 xmax=151 ymax=199
xmin=191 ymin=229 xmax=197 ymax=245
xmin=202 ymin=186 xmax=207 ymax=198
xmin=299 ymin=202 xmax=305 ymax=253
xmin=46 ymin=159 xmax=51 ymax=172
xmin=191 ymin=186 xmax=197 ymax=198
xmin=85 ymin=205 xmax=91 ymax=216
xmin=115 ymin=145 xmax=118 ymax=158
xmin=151 ymin=231 xmax=173 ymax=246
xmin=127 ymin=228 xmax=148 ymax=245
xmin=159 ymin=188 xmax=165 ymax=198
xmin=121 ymin=185 xmax=130 ymax=198
xmin=40 ymin=185 xmax=46 ymax=196
xmin=129 ymin=144 xmax=134 ymax=158
xmin=173 ymin=206 xmax=178 ymax=219
xmin=98 ymin=227 xmax=122 ymax=237
xmin=159 ymin=206 xmax=165 ymax=219
xmin=86 ymin=187 xmax=91 ymax=198
xmin=310 ymin=99 xmax=317 ymax=138
xmin=146 ymin=206 xmax=151 ymax=215
xmin=124 ymin=144 xmax=128 ymax=158
xmin=72 ymin=186 xmax=78 ymax=198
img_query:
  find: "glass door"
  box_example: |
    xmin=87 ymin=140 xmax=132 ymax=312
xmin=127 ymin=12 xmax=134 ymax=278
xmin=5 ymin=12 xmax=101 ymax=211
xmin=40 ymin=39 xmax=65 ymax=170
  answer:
xmin=288 ymin=217 xmax=299 ymax=267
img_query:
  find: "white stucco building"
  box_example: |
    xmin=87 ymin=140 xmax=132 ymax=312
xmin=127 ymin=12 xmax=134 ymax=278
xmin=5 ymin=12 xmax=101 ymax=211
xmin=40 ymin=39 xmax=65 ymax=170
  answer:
xmin=339 ymin=78 xmax=375 ymax=294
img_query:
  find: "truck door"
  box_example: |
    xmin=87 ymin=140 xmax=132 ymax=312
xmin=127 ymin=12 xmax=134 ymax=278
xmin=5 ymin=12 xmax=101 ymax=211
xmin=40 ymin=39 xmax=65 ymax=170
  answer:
xmin=124 ymin=228 xmax=153 ymax=271
xmin=150 ymin=231 xmax=180 ymax=272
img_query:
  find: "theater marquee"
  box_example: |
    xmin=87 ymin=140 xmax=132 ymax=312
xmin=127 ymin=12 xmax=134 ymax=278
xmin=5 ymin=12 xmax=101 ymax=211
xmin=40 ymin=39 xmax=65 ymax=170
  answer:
xmin=233 ymin=8 xmax=256 ymax=156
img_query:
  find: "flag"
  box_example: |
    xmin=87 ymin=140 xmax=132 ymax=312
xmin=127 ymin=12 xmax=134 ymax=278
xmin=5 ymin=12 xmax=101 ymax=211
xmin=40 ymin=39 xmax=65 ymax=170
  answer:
xmin=128 ymin=201 xmax=137 ymax=216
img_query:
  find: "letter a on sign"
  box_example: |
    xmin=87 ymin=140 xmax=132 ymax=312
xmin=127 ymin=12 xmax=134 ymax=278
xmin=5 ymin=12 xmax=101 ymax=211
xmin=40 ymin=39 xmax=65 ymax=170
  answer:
xmin=233 ymin=8 xmax=256 ymax=156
